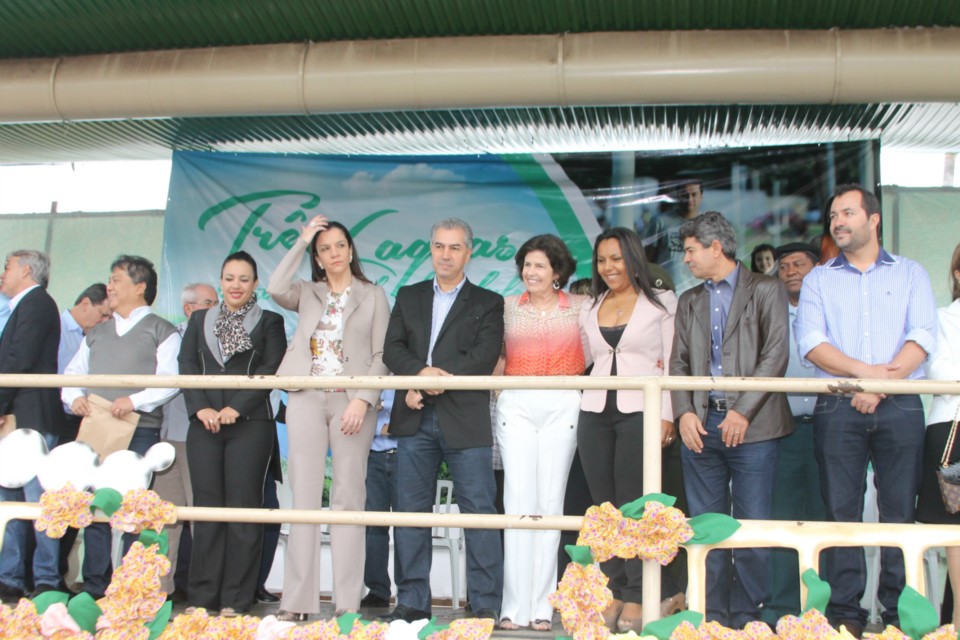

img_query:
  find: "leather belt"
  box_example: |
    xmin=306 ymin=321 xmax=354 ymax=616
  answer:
xmin=708 ymin=397 xmax=728 ymax=412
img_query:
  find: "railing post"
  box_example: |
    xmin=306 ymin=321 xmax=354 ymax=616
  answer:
xmin=641 ymin=378 xmax=663 ymax=628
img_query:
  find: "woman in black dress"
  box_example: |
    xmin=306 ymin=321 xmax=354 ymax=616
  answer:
xmin=916 ymin=242 xmax=960 ymax=627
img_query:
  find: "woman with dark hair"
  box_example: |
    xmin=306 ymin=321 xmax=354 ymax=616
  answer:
xmin=268 ymin=214 xmax=390 ymax=621
xmin=578 ymin=227 xmax=682 ymax=632
xmin=916 ymin=241 xmax=960 ymax=627
xmin=495 ymin=234 xmax=585 ymax=632
xmin=750 ymin=243 xmax=777 ymax=275
xmin=180 ymin=250 xmax=287 ymax=616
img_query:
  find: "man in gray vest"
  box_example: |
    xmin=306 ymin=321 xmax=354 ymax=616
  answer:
xmin=61 ymin=255 xmax=181 ymax=599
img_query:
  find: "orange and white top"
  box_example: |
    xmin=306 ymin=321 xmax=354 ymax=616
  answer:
xmin=503 ymin=291 xmax=586 ymax=377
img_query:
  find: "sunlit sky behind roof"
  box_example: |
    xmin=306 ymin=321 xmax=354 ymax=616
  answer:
xmin=0 ymin=151 xmax=953 ymax=215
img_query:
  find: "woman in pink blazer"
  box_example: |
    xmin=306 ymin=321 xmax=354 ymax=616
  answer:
xmin=578 ymin=227 xmax=681 ymax=633
xmin=267 ymin=214 xmax=390 ymax=621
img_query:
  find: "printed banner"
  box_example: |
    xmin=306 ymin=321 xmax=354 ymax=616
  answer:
xmin=158 ymin=151 xmax=601 ymax=324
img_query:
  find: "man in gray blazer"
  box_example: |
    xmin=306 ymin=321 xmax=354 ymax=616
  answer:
xmin=670 ymin=212 xmax=791 ymax=629
xmin=382 ymin=218 xmax=504 ymax=623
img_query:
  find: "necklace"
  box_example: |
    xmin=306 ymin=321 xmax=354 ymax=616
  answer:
xmin=609 ymin=291 xmax=638 ymax=319
xmin=530 ymin=295 xmax=559 ymax=317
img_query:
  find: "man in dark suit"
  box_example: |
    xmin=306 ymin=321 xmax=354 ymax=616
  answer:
xmin=382 ymin=218 xmax=505 ymax=623
xmin=0 ymin=249 xmax=66 ymax=603
xmin=670 ymin=212 xmax=791 ymax=629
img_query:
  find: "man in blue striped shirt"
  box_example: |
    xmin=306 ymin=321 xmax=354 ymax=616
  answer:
xmin=795 ymin=184 xmax=937 ymax=638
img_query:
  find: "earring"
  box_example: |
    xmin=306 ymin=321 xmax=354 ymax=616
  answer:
xmin=553 ymin=279 xmax=561 ymax=290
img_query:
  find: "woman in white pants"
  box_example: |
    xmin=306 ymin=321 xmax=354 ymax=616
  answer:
xmin=496 ymin=234 xmax=586 ymax=631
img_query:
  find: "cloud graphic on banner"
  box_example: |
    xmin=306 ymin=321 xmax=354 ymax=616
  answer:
xmin=345 ymin=163 xmax=466 ymax=194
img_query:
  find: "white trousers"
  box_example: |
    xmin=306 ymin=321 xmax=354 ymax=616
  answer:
xmin=495 ymin=389 xmax=580 ymax=625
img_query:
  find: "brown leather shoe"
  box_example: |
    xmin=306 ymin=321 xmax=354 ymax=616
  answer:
xmin=617 ymin=602 xmax=643 ymax=633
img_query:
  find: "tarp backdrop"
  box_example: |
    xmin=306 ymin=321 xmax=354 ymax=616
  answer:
xmin=158 ymin=151 xmax=601 ymax=326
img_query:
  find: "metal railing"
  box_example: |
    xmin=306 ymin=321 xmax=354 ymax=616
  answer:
xmin=2 ymin=373 xmax=959 ymax=628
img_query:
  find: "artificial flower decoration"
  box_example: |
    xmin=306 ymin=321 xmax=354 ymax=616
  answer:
xmin=382 ymin=617 xmax=430 ymax=640
xmin=256 ymin=614 xmax=298 ymax=640
xmin=864 ymin=628 xmax=911 ymax=640
xmin=919 ymin=625 xmax=958 ymax=640
xmin=425 ymin=617 xmax=494 ymax=640
xmin=0 ymin=597 xmax=41 ymax=638
xmin=96 ymin=541 xmax=169 ymax=635
xmin=109 ymin=489 xmax=176 ymax=535
xmin=35 ymin=483 xmax=94 ymax=539
xmin=156 ymin=608 xmax=214 ymax=639
xmin=577 ymin=502 xmax=627 ymax=563
xmin=625 ymin=501 xmax=694 ymax=565
xmin=549 ymin=559 xmax=613 ymax=640
xmin=775 ymin=608 xmax=840 ymax=639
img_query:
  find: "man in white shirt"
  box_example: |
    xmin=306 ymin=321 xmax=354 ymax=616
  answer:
xmin=61 ymin=255 xmax=181 ymax=599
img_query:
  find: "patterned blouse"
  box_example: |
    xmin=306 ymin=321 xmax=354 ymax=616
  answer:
xmin=503 ymin=291 xmax=586 ymax=377
xmin=310 ymin=287 xmax=350 ymax=381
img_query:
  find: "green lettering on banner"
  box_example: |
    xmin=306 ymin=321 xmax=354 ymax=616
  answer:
xmin=197 ymin=190 xmax=320 ymax=254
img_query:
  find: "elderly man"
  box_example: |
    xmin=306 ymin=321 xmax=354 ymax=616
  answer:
xmin=382 ymin=218 xmax=504 ymax=623
xmin=153 ymin=282 xmax=218 ymax=599
xmin=0 ymin=250 xmax=66 ymax=602
xmin=62 ymin=255 xmax=180 ymax=600
xmin=795 ymin=185 xmax=937 ymax=637
xmin=764 ymin=242 xmax=827 ymax=622
xmin=670 ymin=212 xmax=791 ymax=629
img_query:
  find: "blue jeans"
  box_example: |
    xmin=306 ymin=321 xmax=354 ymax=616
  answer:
xmin=680 ymin=408 xmax=778 ymax=628
xmin=364 ymin=448 xmax=400 ymax=601
xmin=813 ymin=394 xmax=924 ymax=627
xmin=81 ymin=427 xmax=159 ymax=597
xmin=394 ymin=406 xmax=502 ymax=614
xmin=0 ymin=431 xmax=60 ymax=591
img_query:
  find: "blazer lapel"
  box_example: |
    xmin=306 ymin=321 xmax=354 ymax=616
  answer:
xmin=435 ymin=281 xmax=471 ymax=344
xmin=203 ymin=307 xmax=225 ymax=368
xmin=419 ymin=283 xmax=434 ymax=350
xmin=342 ymin=280 xmax=367 ymax=324
xmin=690 ymin=285 xmax=711 ymax=337
xmin=724 ymin=268 xmax=754 ymax=340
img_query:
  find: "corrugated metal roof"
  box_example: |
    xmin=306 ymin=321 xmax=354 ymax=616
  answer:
xmin=1 ymin=103 xmax=957 ymax=163
xmin=3 ymin=0 xmax=960 ymax=59
xmin=2 ymin=1 xmax=960 ymax=160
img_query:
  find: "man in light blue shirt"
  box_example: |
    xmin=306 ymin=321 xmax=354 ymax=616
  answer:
xmin=795 ymin=185 xmax=938 ymax=637
xmin=765 ymin=242 xmax=826 ymax=623
xmin=0 ymin=293 xmax=10 ymax=334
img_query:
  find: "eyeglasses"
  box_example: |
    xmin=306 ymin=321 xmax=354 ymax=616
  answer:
xmin=189 ymin=299 xmax=218 ymax=308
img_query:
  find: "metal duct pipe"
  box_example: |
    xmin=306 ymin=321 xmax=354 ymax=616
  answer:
xmin=1 ymin=28 xmax=959 ymax=123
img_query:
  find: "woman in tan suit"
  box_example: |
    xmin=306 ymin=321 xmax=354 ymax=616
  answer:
xmin=268 ymin=214 xmax=390 ymax=620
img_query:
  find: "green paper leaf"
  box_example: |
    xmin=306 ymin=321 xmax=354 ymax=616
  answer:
xmin=564 ymin=544 xmax=595 ymax=566
xmin=898 ymin=585 xmax=939 ymax=640
xmin=147 ymin=600 xmax=173 ymax=640
xmin=642 ymin=610 xmax=703 ymax=640
xmin=337 ymin=611 xmax=362 ymax=635
xmin=687 ymin=513 xmax=741 ymax=545
xmin=417 ymin=617 xmax=444 ymax=639
xmin=31 ymin=589 xmax=69 ymax=614
xmin=555 ymin=636 xmax=573 ymax=640
xmin=801 ymin=568 xmax=831 ymax=613
xmin=619 ymin=493 xmax=677 ymax=519
xmin=67 ymin=591 xmax=103 ymax=633
xmin=90 ymin=488 xmax=123 ymax=517
xmin=138 ymin=528 xmax=170 ymax=556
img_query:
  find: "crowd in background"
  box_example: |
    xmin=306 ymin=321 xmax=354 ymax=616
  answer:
xmin=0 ymin=182 xmax=956 ymax=639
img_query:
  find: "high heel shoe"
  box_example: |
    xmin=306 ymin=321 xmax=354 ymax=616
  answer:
xmin=601 ymin=598 xmax=623 ymax=631
xmin=275 ymin=610 xmax=309 ymax=622
xmin=617 ymin=602 xmax=643 ymax=634
xmin=660 ymin=592 xmax=687 ymax=618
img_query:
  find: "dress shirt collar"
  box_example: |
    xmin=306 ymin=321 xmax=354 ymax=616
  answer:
xmin=9 ymin=284 xmax=40 ymax=311
xmin=704 ymin=262 xmax=740 ymax=292
xmin=62 ymin=308 xmax=83 ymax=334
xmin=433 ymin=276 xmax=466 ymax=297
xmin=518 ymin=290 xmax=571 ymax=310
xmin=827 ymin=247 xmax=898 ymax=272
xmin=113 ymin=305 xmax=152 ymax=331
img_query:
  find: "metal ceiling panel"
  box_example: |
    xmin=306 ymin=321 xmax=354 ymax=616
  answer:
xmin=0 ymin=103 xmax=955 ymax=163
xmin=3 ymin=0 xmax=960 ymax=59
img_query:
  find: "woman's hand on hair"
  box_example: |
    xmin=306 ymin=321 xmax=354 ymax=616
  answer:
xmin=340 ymin=398 xmax=369 ymax=435
xmin=197 ymin=408 xmax=221 ymax=433
xmin=299 ymin=214 xmax=329 ymax=243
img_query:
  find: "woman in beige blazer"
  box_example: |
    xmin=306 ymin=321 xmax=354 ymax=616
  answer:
xmin=268 ymin=214 xmax=390 ymax=620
